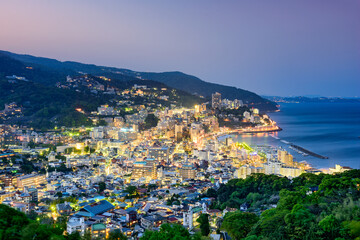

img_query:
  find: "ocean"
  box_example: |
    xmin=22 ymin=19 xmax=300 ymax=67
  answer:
xmin=233 ymin=102 xmax=360 ymax=169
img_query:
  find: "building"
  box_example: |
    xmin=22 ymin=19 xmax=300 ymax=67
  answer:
xmin=148 ymin=147 xmax=169 ymax=162
xmin=126 ymin=210 xmax=137 ymax=227
xmin=329 ymin=164 xmax=352 ymax=174
xmin=280 ymin=166 xmax=303 ymax=178
xmin=28 ymin=188 xmax=38 ymax=202
xmin=67 ymin=217 xmax=85 ymax=235
xmin=212 ymin=92 xmax=222 ymax=109
xmin=91 ymin=223 xmax=108 ymax=239
xmin=263 ymin=161 xmax=282 ymax=175
xmin=78 ymin=200 xmax=114 ymax=217
xmin=1 ymin=174 xmax=17 ymax=187
xmin=190 ymin=122 xmax=203 ymax=143
xmin=17 ymin=174 xmax=46 ymax=189
xmin=97 ymin=105 xmax=117 ymax=115
xmin=132 ymin=158 xmax=158 ymax=181
xmin=0 ymin=192 xmax=15 ymax=203
xmin=90 ymin=127 xmax=105 ymax=140
xmin=183 ymin=206 xmax=202 ymax=230
xmin=235 ymin=165 xmax=264 ymax=179
xmin=175 ymin=124 xmax=183 ymax=141
xmin=179 ymin=164 xmax=196 ymax=180
xmin=140 ymin=214 xmax=165 ymax=230
xmin=278 ymin=150 xmax=294 ymax=166
xmin=57 ymin=202 xmax=72 ymax=215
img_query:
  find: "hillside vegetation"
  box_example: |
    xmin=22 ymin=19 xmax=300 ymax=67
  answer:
xmin=0 ymin=50 xmax=277 ymax=112
xmin=203 ymin=170 xmax=360 ymax=240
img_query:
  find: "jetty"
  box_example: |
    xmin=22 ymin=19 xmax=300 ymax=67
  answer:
xmin=290 ymin=144 xmax=329 ymax=159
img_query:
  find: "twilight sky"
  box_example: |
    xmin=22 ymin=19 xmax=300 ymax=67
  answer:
xmin=1 ymin=0 xmax=359 ymax=97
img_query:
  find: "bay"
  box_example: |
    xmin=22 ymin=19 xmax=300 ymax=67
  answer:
xmin=233 ymin=102 xmax=360 ymax=169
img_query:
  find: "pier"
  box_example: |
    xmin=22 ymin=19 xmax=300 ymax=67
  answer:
xmin=290 ymin=144 xmax=329 ymax=159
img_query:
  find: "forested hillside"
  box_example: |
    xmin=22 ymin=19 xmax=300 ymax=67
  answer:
xmin=203 ymin=170 xmax=360 ymax=240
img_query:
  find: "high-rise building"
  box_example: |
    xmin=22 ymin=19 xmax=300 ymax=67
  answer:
xmin=278 ymin=150 xmax=294 ymax=166
xmin=212 ymin=92 xmax=222 ymax=109
xmin=175 ymin=124 xmax=183 ymax=141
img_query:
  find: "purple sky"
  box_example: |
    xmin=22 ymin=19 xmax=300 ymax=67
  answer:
xmin=1 ymin=0 xmax=359 ymax=97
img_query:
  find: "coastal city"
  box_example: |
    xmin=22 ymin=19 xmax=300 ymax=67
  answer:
xmin=1 ymin=1 xmax=359 ymax=240
xmin=0 ymin=86 xmax=352 ymax=239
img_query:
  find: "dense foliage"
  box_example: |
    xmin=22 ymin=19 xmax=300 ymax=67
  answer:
xmin=221 ymin=212 xmax=259 ymax=239
xmin=197 ymin=214 xmax=210 ymax=236
xmin=140 ymin=223 xmax=199 ymax=240
xmin=0 ymin=77 xmax=104 ymax=129
xmin=0 ymin=204 xmax=69 ymax=240
xmin=208 ymin=170 xmax=360 ymax=240
xmin=0 ymin=204 xmax=126 ymax=240
xmin=143 ymin=114 xmax=159 ymax=130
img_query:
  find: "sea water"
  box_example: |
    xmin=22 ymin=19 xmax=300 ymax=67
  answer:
xmin=233 ymin=102 xmax=360 ymax=169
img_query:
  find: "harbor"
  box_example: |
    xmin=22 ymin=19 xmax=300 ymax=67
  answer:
xmin=270 ymin=135 xmax=329 ymax=159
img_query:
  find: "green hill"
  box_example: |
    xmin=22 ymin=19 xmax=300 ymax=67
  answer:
xmin=0 ymin=52 xmax=203 ymax=129
xmin=0 ymin=50 xmax=277 ymax=111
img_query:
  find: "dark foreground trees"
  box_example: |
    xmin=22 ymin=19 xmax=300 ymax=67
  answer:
xmin=210 ymin=170 xmax=360 ymax=240
xmin=140 ymin=223 xmax=198 ymax=240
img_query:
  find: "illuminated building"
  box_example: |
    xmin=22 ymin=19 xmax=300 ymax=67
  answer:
xmin=141 ymin=214 xmax=165 ymax=230
xmin=190 ymin=122 xmax=203 ymax=143
xmin=235 ymin=165 xmax=264 ymax=179
xmin=179 ymin=164 xmax=196 ymax=180
xmin=175 ymin=124 xmax=183 ymax=141
xmin=212 ymin=92 xmax=222 ymax=109
xmin=148 ymin=147 xmax=169 ymax=162
xmin=263 ymin=161 xmax=282 ymax=175
xmin=17 ymin=174 xmax=46 ymax=189
xmin=132 ymin=158 xmax=157 ymax=180
xmin=90 ymin=127 xmax=104 ymax=139
xmin=279 ymin=166 xmax=303 ymax=178
xmin=67 ymin=217 xmax=85 ymax=235
xmin=91 ymin=223 xmax=108 ymax=239
xmin=329 ymin=164 xmax=352 ymax=174
xmin=278 ymin=150 xmax=294 ymax=166
xmin=0 ymin=192 xmax=15 ymax=203
xmin=1 ymin=174 xmax=17 ymax=187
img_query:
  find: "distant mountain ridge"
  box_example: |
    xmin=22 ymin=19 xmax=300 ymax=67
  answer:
xmin=0 ymin=50 xmax=277 ymax=111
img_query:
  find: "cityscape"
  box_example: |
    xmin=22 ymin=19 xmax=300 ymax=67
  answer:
xmin=0 ymin=1 xmax=359 ymax=240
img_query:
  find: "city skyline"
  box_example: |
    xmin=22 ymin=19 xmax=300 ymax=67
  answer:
xmin=1 ymin=0 xmax=359 ymax=97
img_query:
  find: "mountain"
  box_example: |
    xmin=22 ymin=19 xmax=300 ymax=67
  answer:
xmin=0 ymin=50 xmax=277 ymax=111
xmin=0 ymin=53 xmax=203 ymax=129
xmin=133 ymin=71 xmax=278 ymax=111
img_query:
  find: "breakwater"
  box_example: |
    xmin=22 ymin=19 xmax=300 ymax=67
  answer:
xmin=290 ymin=144 xmax=329 ymax=159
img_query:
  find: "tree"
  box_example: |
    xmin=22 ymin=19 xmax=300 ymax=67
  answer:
xmin=197 ymin=214 xmax=210 ymax=236
xmin=21 ymin=222 xmax=64 ymax=240
xmin=221 ymin=211 xmax=259 ymax=240
xmin=66 ymin=231 xmax=81 ymax=240
xmin=107 ymin=230 xmax=127 ymax=240
xmin=284 ymin=204 xmax=315 ymax=239
xmin=206 ymin=188 xmax=217 ymax=198
xmin=0 ymin=204 xmax=30 ymax=240
xmin=250 ymin=208 xmax=288 ymax=237
xmin=98 ymin=182 xmax=106 ymax=192
xmin=144 ymin=114 xmax=159 ymax=130
xmin=55 ymin=192 xmax=63 ymax=198
xmin=125 ymin=186 xmax=137 ymax=195
xmin=140 ymin=224 xmax=194 ymax=240
xmin=318 ymin=215 xmax=340 ymax=239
